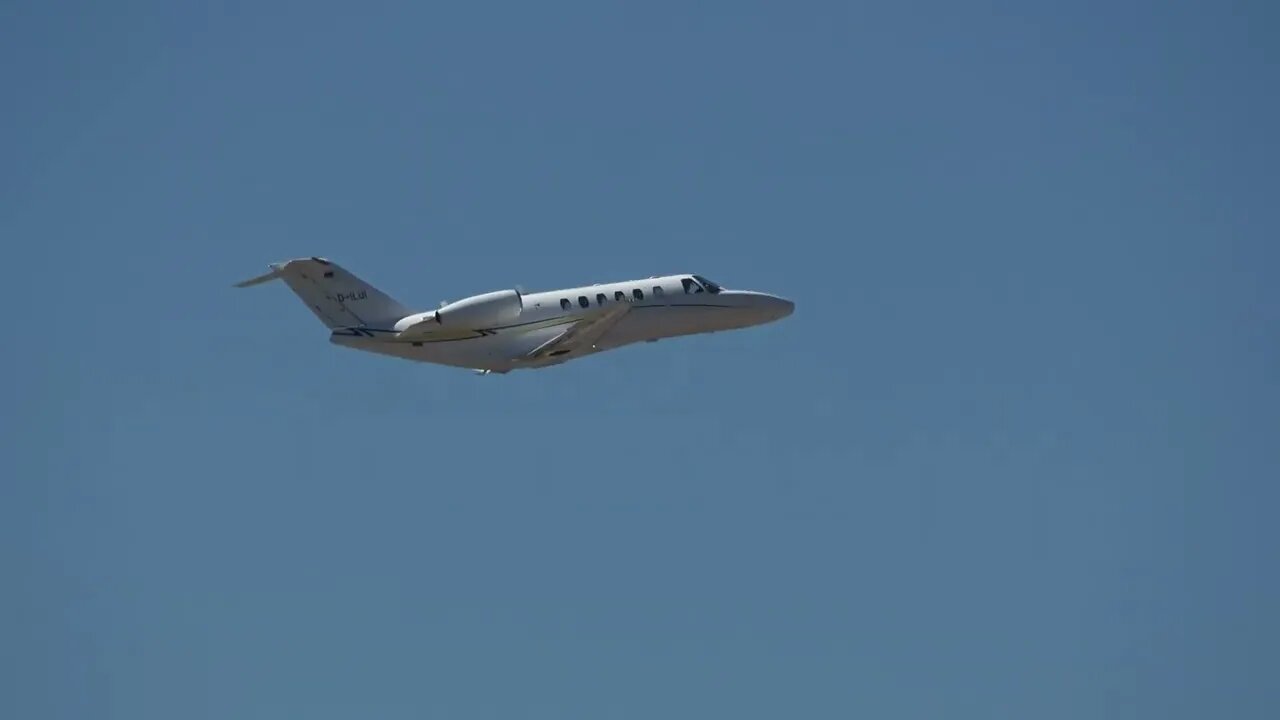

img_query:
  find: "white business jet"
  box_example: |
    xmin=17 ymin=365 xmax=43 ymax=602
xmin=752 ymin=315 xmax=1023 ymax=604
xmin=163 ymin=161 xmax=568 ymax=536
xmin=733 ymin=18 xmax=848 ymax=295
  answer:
xmin=236 ymin=257 xmax=794 ymax=374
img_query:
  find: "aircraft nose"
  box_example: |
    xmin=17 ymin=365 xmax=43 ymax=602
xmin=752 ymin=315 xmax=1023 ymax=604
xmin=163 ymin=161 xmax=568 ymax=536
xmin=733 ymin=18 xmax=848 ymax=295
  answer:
xmin=769 ymin=295 xmax=795 ymax=319
xmin=738 ymin=291 xmax=793 ymax=321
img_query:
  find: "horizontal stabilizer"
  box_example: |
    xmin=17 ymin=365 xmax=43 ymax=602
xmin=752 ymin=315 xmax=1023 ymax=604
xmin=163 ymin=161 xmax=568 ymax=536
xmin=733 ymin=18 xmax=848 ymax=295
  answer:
xmin=232 ymin=257 xmax=412 ymax=328
xmin=233 ymin=265 xmax=283 ymax=288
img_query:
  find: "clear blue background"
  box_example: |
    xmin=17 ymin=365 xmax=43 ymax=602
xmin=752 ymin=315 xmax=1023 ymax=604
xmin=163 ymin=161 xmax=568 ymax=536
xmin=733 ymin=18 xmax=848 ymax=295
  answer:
xmin=4 ymin=1 xmax=1277 ymax=717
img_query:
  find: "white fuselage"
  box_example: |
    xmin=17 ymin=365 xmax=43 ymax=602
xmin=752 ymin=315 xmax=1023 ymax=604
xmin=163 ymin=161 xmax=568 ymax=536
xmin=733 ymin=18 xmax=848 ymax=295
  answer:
xmin=329 ymin=273 xmax=794 ymax=372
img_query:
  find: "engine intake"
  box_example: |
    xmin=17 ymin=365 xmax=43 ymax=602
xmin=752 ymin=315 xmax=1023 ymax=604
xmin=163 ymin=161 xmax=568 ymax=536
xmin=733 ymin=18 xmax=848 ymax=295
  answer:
xmin=394 ymin=289 xmax=524 ymax=332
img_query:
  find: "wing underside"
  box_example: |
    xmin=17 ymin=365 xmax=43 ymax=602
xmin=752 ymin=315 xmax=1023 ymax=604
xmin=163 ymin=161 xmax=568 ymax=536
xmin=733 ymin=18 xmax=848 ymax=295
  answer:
xmin=521 ymin=303 xmax=631 ymax=362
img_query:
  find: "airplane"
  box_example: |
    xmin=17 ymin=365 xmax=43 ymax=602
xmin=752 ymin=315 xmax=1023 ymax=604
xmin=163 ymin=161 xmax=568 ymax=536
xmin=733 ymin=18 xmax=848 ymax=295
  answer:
xmin=235 ymin=257 xmax=794 ymax=374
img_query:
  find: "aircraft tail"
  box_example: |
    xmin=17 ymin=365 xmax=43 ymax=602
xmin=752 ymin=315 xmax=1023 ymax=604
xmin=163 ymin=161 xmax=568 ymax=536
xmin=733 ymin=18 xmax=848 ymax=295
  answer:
xmin=235 ymin=257 xmax=412 ymax=328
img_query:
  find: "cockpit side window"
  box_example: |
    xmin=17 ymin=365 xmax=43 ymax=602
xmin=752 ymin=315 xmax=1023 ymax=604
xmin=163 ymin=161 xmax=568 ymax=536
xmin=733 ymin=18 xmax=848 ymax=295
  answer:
xmin=692 ymin=275 xmax=722 ymax=294
xmin=682 ymin=277 xmax=704 ymax=294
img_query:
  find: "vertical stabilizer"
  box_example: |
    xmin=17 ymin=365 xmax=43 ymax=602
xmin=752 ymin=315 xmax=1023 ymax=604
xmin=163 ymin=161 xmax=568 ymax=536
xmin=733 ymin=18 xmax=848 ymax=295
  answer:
xmin=234 ymin=257 xmax=412 ymax=328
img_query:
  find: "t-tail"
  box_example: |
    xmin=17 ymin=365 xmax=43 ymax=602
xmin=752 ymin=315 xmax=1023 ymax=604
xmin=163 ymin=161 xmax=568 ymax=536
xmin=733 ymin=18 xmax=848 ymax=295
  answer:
xmin=234 ymin=257 xmax=411 ymax=328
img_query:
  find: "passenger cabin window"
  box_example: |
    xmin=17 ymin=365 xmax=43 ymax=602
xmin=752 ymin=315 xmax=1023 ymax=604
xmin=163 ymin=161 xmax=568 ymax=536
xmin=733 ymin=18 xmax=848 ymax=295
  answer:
xmin=578 ymin=296 xmax=590 ymax=308
xmin=614 ymin=291 xmax=626 ymax=302
xmin=682 ymin=278 xmax=704 ymax=294
xmin=596 ymin=293 xmax=607 ymax=305
xmin=560 ymin=298 xmax=571 ymax=310
xmin=653 ymin=286 xmax=664 ymax=297
xmin=632 ymin=288 xmax=644 ymax=300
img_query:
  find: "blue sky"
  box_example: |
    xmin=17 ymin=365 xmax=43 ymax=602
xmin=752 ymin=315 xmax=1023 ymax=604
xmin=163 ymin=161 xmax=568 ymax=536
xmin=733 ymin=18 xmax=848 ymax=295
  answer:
xmin=3 ymin=1 xmax=1278 ymax=718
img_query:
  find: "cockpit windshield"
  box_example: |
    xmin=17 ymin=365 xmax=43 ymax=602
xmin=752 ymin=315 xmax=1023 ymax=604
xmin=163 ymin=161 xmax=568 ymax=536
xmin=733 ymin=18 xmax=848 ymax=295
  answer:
xmin=692 ymin=275 xmax=722 ymax=294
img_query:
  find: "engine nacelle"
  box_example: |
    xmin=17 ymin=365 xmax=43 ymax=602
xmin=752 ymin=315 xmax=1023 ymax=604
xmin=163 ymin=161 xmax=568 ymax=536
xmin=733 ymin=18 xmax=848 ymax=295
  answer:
xmin=394 ymin=289 xmax=524 ymax=332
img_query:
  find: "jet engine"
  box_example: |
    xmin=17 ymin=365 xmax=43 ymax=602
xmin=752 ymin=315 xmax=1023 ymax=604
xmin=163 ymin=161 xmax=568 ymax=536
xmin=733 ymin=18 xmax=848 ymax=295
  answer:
xmin=394 ymin=289 xmax=524 ymax=332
